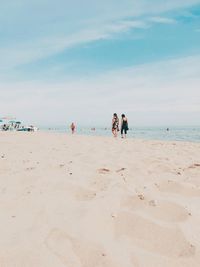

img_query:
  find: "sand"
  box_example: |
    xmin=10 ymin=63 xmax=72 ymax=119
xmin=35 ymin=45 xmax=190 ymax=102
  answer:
xmin=0 ymin=131 xmax=200 ymax=267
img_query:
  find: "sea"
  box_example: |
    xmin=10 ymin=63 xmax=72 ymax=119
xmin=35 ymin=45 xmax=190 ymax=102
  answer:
xmin=41 ymin=126 xmax=200 ymax=143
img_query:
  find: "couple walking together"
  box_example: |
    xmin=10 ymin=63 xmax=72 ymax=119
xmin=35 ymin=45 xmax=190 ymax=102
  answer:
xmin=112 ymin=113 xmax=129 ymax=138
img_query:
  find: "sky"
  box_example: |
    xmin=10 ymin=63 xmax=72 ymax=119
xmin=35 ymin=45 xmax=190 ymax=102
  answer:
xmin=0 ymin=0 xmax=200 ymax=127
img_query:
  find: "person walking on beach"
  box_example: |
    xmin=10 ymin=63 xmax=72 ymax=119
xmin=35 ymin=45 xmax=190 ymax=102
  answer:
xmin=70 ymin=122 xmax=76 ymax=134
xmin=112 ymin=113 xmax=119 ymax=137
xmin=121 ymin=114 xmax=129 ymax=138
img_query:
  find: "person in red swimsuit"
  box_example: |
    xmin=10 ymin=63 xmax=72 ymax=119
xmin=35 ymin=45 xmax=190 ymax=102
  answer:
xmin=70 ymin=122 xmax=76 ymax=134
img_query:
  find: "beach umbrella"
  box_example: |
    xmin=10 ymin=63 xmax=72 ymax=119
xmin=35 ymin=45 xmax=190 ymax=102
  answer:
xmin=16 ymin=121 xmax=21 ymax=124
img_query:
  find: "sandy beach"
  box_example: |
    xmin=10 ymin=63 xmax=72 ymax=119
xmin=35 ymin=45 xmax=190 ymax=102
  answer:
xmin=0 ymin=131 xmax=200 ymax=267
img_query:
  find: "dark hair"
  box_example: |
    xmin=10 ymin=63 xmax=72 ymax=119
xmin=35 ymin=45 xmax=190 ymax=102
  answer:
xmin=121 ymin=114 xmax=125 ymax=118
xmin=113 ymin=113 xmax=117 ymax=117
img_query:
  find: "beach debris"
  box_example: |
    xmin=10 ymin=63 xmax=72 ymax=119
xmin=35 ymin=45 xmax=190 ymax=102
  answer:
xmin=111 ymin=213 xmax=117 ymax=218
xmin=1 ymin=154 xmax=5 ymax=159
xmin=98 ymin=168 xmax=110 ymax=174
xmin=189 ymin=163 xmax=200 ymax=169
xmin=138 ymin=194 xmax=145 ymax=200
xmin=177 ymin=172 xmax=182 ymax=175
xmin=102 ymin=253 xmax=106 ymax=257
xmin=59 ymin=164 xmax=65 ymax=168
xmin=116 ymin=167 xmax=126 ymax=173
xmin=69 ymin=172 xmax=73 ymax=175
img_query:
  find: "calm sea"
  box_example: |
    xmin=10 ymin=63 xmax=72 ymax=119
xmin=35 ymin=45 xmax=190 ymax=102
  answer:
xmin=41 ymin=126 xmax=200 ymax=142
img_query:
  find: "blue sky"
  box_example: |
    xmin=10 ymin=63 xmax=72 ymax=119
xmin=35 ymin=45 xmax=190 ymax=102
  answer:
xmin=0 ymin=0 xmax=200 ymax=126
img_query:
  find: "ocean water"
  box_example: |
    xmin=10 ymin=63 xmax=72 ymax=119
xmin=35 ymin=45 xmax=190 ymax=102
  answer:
xmin=42 ymin=126 xmax=200 ymax=142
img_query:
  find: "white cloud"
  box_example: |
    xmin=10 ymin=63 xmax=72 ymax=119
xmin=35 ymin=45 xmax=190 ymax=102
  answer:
xmin=0 ymin=55 xmax=200 ymax=126
xmin=0 ymin=19 xmax=147 ymax=70
xmin=0 ymin=0 xmax=200 ymax=69
xmin=149 ymin=17 xmax=176 ymax=24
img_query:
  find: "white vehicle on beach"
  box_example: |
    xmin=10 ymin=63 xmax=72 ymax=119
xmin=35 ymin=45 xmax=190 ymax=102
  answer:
xmin=0 ymin=118 xmax=38 ymax=132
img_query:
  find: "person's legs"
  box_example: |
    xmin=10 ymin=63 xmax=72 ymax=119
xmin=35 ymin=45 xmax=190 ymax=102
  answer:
xmin=121 ymin=128 xmax=123 ymax=138
xmin=112 ymin=128 xmax=116 ymax=137
xmin=124 ymin=128 xmax=127 ymax=138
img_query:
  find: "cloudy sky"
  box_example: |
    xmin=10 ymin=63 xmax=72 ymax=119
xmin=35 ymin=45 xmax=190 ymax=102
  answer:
xmin=0 ymin=0 xmax=200 ymax=126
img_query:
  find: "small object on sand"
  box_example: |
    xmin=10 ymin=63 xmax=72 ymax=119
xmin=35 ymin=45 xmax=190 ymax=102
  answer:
xmin=177 ymin=172 xmax=181 ymax=175
xmin=98 ymin=168 xmax=110 ymax=174
xmin=111 ymin=213 xmax=117 ymax=218
xmin=194 ymin=164 xmax=200 ymax=167
xmin=1 ymin=154 xmax=5 ymax=158
xmin=69 ymin=173 xmax=73 ymax=175
xmin=189 ymin=163 xmax=200 ymax=169
xmin=188 ymin=212 xmax=192 ymax=216
xmin=102 ymin=253 xmax=106 ymax=257
xmin=59 ymin=164 xmax=65 ymax=168
xmin=116 ymin=167 xmax=126 ymax=173
xmin=138 ymin=194 xmax=145 ymax=200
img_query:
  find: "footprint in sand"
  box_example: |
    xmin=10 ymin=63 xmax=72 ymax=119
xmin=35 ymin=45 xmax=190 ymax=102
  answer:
xmin=122 ymin=195 xmax=190 ymax=223
xmin=45 ymin=228 xmax=118 ymax=267
xmin=158 ymin=180 xmax=200 ymax=197
xmin=188 ymin=163 xmax=200 ymax=169
xmin=98 ymin=168 xmax=110 ymax=174
xmin=115 ymin=212 xmax=195 ymax=258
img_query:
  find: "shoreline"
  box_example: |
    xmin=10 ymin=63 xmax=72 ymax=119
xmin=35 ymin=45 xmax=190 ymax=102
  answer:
xmin=1 ymin=130 xmax=200 ymax=145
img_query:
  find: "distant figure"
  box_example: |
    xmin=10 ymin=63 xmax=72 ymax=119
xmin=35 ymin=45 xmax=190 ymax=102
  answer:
xmin=166 ymin=128 xmax=169 ymax=131
xmin=121 ymin=114 xmax=129 ymax=138
xmin=112 ymin=113 xmax=119 ymax=137
xmin=70 ymin=122 xmax=76 ymax=134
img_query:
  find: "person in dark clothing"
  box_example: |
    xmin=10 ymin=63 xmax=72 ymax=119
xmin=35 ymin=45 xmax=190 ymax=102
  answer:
xmin=121 ymin=114 xmax=129 ymax=138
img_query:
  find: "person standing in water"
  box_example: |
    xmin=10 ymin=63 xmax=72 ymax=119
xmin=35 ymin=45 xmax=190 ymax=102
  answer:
xmin=112 ymin=113 xmax=119 ymax=137
xmin=121 ymin=114 xmax=129 ymax=138
xmin=70 ymin=122 xmax=76 ymax=134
